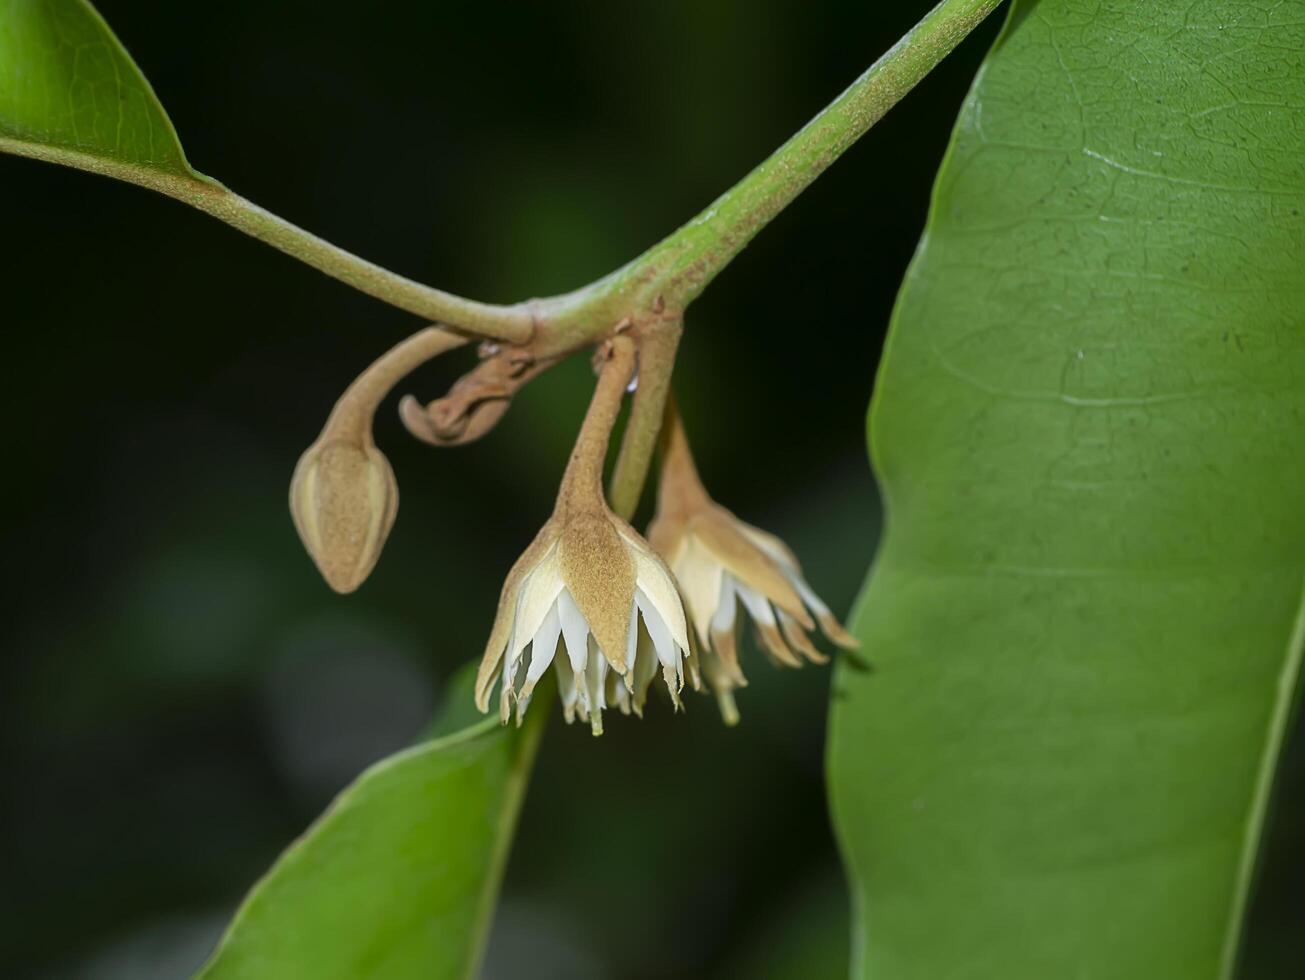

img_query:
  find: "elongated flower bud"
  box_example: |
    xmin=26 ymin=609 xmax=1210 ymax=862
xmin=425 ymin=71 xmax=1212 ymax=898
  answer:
xmin=289 ymin=328 xmax=465 ymax=592
xmin=289 ymin=437 xmax=398 ymax=594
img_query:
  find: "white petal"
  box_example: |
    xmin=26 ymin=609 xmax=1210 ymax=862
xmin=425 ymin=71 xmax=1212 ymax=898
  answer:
xmin=525 ymin=603 xmax=561 ymax=686
xmin=790 ymin=573 xmax=834 ymax=617
xmin=737 ymin=582 xmax=778 ymax=628
xmin=508 ymin=543 xmax=564 ymax=662
xmin=627 ymin=537 xmax=692 ymax=653
xmin=606 ymin=670 xmax=631 ymax=715
xmin=586 ymin=640 xmax=608 ymax=711
xmin=711 ymin=575 xmax=738 ymax=634
xmin=631 ymin=627 xmax=659 ymax=715
xmin=502 ymin=570 xmax=534 ymax=686
xmin=637 ymin=589 xmax=677 ymax=669
xmin=553 ymin=648 xmax=579 ymax=722
xmin=672 ymin=538 xmax=723 ymax=647
xmin=557 ymin=588 xmax=592 ymax=673
xmin=623 ymin=599 xmax=639 ymax=691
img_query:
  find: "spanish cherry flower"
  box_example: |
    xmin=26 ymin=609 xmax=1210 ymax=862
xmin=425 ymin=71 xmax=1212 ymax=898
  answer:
xmin=475 ymin=339 xmax=696 ymax=734
xmin=647 ymin=402 xmax=858 ymax=723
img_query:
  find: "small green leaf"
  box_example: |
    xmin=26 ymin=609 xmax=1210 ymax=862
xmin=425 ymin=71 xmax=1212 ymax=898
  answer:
xmin=0 ymin=0 xmax=212 ymax=188
xmin=830 ymin=2 xmax=1305 ymax=978
xmin=1 ymin=0 xmax=517 ymax=329
xmin=197 ymin=706 xmax=546 ymax=980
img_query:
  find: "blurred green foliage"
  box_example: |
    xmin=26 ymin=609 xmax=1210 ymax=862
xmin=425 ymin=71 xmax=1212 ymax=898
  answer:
xmin=0 ymin=1 xmax=1298 ymax=978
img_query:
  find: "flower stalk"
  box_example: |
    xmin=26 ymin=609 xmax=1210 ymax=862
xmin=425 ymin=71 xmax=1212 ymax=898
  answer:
xmin=607 ymin=320 xmax=683 ymax=521
xmin=622 ymin=0 xmax=1003 ymax=311
xmin=289 ymin=327 xmax=467 ymax=592
xmin=475 ymin=337 xmax=697 ymax=734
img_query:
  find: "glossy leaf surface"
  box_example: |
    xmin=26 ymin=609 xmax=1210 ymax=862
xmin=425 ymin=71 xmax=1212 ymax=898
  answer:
xmin=0 ymin=0 xmax=208 ymax=183
xmin=830 ymin=2 xmax=1305 ymax=978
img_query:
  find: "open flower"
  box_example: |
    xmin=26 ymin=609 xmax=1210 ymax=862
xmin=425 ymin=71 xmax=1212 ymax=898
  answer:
xmin=474 ymin=337 xmax=696 ymax=734
xmin=473 ymin=507 xmax=692 ymax=734
xmin=647 ymin=401 xmax=857 ymax=723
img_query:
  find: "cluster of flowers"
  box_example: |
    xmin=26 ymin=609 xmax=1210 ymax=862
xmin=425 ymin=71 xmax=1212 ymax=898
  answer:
xmin=293 ymin=336 xmax=856 ymax=735
xmin=474 ymin=348 xmax=856 ymax=734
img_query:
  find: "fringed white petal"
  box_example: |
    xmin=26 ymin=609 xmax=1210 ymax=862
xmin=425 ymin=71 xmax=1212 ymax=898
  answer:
xmin=588 ymin=640 xmax=608 ymax=711
xmin=624 ymin=600 xmax=639 ymax=692
xmin=628 ymin=540 xmax=692 ymax=653
xmin=638 ymin=588 xmax=678 ymax=671
xmin=736 ymin=581 xmax=778 ymax=629
xmin=711 ymin=575 xmax=738 ymax=634
xmin=522 ymin=603 xmax=561 ymax=693
xmin=630 ymin=626 xmax=660 ymax=716
xmin=508 ymin=543 xmax=564 ymax=664
xmin=671 ymin=538 xmax=722 ymax=647
xmin=554 ymin=649 xmax=580 ymax=723
xmin=789 ymin=572 xmax=833 ymax=618
xmin=606 ymin=669 xmax=632 ymax=715
xmin=583 ymin=638 xmax=608 ymax=735
xmin=556 ymin=588 xmax=591 ymax=674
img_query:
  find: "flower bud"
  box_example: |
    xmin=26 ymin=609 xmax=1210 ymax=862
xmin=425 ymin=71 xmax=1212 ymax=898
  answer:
xmin=289 ymin=437 xmax=398 ymax=594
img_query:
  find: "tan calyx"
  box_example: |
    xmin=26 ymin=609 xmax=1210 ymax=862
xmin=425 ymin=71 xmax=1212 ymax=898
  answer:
xmin=557 ymin=510 xmax=636 ymax=673
xmin=550 ymin=335 xmax=642 ymax=675
xmin=473 ymin=521 xmax=559 ymax=711
xmin=289 ymin=435 xmax=398 ymax=594
xmin=687 ymin=506 xmax=813 ymax=629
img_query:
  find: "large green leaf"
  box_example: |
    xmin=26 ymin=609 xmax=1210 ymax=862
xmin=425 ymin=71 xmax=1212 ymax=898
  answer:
xmin=0 ymin=0 xmax=212 ymax=188
xmin=197 ymin=706 xmax=545 ymax=980
xmin=829 ymin=2 xmax=1305 ymax=979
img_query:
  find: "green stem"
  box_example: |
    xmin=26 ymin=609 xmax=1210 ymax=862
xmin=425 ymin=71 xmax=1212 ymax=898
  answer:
xmin=557 ymin=0 xmax=1002 ymax=324
xmin=235 ymin=0 xmax=999 ymax=339
xmin=5 ymin=0 xmax=999 ymax=363
xmin=556 ymin=337 xmax=638 ymax=511
xmin=0 ymin=137 xmax=534 ymax=343
xmin=607 ymin=323 xmax=682 ymax=520
xmin=194 ymin=187 xmax=535 ymax=342
xmin=4 ymin=0 xmax=997 ymax=349
xmin=658 ymin=0 xmax=1001 ymax=303
xmin=322 ymin=326 xmax=469 ymax=444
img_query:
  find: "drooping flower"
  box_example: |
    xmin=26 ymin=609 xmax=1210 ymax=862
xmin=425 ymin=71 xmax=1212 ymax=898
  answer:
xmin=473 ymin=506 xmax=693 ymax=734
xmin=475 ymin=337 xmax=696 ymax=734
xmin=647 ymin=401 xmax=857 ymax=723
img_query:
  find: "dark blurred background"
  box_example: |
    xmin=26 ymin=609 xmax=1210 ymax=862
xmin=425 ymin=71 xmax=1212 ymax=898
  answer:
xmin=1 ymin=1 xmax=1299 ymax=977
